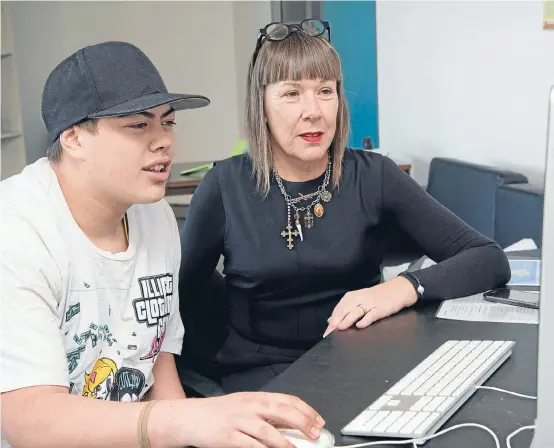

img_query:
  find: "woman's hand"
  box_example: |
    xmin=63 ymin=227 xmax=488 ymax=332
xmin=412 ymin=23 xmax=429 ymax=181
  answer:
xmin=323 ymin=276 xmax=418 ymax=337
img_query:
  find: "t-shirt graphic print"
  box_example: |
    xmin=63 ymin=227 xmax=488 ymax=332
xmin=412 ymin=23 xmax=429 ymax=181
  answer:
xmin=0 ymin=158 xmax=184 ymax=405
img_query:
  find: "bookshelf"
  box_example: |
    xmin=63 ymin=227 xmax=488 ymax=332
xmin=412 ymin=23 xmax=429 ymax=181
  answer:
xmin=1 ymin=3 xmax=26 ymax=180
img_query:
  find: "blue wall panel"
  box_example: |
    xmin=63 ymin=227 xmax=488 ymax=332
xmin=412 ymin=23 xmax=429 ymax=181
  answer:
xmin=321 ymin=1 xmax=379 ymax=149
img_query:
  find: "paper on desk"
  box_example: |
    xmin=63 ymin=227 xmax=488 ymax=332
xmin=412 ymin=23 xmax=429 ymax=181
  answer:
xmin=504 ymin=238 xmax=537 ymax=252
xmin=436 ymin=293 xmax=539 ymax=324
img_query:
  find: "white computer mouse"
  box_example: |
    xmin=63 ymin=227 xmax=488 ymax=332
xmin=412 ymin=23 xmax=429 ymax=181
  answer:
xmin=279 ymin=428 xmax=335 ymax=448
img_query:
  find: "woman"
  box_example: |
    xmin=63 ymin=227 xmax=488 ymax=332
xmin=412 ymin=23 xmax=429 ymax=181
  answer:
xmin=179 ymin=19 xmax=510 ymax=393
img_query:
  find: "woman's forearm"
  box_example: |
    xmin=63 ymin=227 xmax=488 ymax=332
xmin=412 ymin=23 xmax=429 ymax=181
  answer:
xmin=412 ymin=244 xmax=511 ymax=300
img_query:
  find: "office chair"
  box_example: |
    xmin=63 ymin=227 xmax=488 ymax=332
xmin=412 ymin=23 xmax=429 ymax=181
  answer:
xmin=175 ymin=269 xmax=229 ymax=397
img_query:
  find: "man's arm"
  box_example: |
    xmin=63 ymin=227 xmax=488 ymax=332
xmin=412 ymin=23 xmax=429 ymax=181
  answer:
xmin=1 ymin=386 xmax=182 ymax=448
xmin=146 ymin=352 xmax=186 ymax=400
xmin=1 ymin=385 xmax=325 ymax=448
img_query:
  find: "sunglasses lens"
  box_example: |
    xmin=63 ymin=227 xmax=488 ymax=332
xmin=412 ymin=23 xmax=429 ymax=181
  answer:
xmin=301 ymin=19 xmax=325 ymax=36
xmin=266 ymin=23 xmax=290 ymax=40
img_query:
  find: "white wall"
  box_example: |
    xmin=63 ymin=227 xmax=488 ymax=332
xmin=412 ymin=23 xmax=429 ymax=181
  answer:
xmin=233 ymin=1 xmax=272 ymax=136
xmin=376 ymin=1 xmax=554 ymax=184
xmin=10 ymin=1 xmax=250 ymax=165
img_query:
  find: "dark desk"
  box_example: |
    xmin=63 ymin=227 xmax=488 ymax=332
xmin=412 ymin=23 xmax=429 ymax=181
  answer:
xmin=264 ymin=303 xmax=537 ymax=447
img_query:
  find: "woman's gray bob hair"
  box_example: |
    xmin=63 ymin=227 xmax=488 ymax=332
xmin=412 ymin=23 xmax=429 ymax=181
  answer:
xmin=245 ymin=31 xmax=350 ymax=195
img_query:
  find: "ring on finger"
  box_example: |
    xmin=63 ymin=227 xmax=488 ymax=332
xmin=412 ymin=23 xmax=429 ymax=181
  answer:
xmin=356 ymin=303 xmax=368 ymax=315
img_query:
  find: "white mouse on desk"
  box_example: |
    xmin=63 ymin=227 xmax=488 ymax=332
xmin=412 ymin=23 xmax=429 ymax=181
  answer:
xmin=279 ymin=428 xmax=335 ymax=448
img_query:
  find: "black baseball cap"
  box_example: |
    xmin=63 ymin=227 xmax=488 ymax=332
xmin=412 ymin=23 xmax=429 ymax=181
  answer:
xmin=41 ymin=41 xmax=210 ymax=143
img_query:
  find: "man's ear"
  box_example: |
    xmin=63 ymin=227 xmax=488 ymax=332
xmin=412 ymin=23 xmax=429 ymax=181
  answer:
xmin=59 ymin=126 xmax=85 ymax=161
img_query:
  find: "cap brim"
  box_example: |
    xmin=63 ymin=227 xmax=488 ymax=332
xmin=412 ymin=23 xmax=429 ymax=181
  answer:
xmin=87 ymin=92 xmax=210 ymax=118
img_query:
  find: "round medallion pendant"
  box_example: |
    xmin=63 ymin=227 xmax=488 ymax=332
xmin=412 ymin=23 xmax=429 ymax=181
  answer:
xmin=321 ymin=190 xmax=332 ymax=203
xmin=314 ymin=203 xmax=324 ymax=218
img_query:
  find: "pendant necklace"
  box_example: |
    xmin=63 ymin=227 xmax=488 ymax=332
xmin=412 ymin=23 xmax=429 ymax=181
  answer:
xmin=274 ymin=156 xmax=333 ymax=249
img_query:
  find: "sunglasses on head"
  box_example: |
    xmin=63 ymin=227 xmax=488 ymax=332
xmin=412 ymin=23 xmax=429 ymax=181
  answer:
xmin=251 ymin=19 xmax=331 ymax=67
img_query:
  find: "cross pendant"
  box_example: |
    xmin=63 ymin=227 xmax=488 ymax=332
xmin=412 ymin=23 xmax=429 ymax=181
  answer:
xmin=304 ymin=210 xmax=314 ymax=229
xmin=280 ymin=223 xmax=299 ymax=249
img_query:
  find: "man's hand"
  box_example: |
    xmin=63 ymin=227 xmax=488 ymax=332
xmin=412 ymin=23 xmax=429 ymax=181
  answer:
xmin=3 ymin=387 xmax=324 ymax=448
xmin=169 ymin=392 xmax=326 ymax=448
xmin=323 ymin=276 xmax=418 ymax=337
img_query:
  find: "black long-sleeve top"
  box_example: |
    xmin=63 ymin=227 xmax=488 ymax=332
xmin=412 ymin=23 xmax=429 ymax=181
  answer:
xmin=179 ymin=150 xmax=511 ymax=370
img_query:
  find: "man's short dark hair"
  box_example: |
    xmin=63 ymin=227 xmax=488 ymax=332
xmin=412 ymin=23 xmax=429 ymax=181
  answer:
xmin=46 ymin=119 xmax=99 ymax=163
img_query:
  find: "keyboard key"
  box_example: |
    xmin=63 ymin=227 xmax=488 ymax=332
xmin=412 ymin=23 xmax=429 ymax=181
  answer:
xmin=373 ymin=411 xmax=404 ymax=433
xmin=344 ymin=410 xmax=376 ymax=429
xmin=385 ymin=411 xmax=417 ymax=434
xmin=364 ymin=411 xmax=391 ymax=431
xmin=423 ymin=397 xmax=446 ymax=412
xmin=436 ymin=397 xmax=456 ymax=413
xmin=410 ymin=396 xmax=433 ymax=412
xmin=400 ymin=412 xmax=430 ymax=435
xmin=369 ymin=395 xmax=392 ymax=411
xmin=414 ymin=412 xmax=440 ymax=437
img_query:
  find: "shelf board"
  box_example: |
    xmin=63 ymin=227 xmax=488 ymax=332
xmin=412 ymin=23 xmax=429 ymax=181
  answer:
xmin=1 ymin=131 xmax=22 ymax=140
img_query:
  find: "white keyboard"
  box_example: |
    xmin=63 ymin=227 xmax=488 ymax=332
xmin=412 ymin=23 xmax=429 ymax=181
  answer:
xmin=341 ymin=340 xmax=515 ymax=441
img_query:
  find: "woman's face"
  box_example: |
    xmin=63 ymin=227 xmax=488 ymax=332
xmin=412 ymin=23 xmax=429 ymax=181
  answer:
xmin=264 ymin=78 xmax=338 ymax=165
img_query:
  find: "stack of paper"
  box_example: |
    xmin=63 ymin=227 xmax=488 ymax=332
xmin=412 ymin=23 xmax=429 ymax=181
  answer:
xmin=435 ymin=238 xmax=540 ymax=324
xmin=436 ymin=294 xmax=539 ymax=324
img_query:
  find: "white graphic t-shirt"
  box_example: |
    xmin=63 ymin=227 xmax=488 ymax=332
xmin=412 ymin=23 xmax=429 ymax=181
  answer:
xmin=0 ymin=158 xmax=185 ymax=403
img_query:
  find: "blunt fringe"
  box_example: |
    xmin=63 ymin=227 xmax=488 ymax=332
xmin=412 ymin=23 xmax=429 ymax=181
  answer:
xmin=245 ymin=32 xmax=350 ymax=195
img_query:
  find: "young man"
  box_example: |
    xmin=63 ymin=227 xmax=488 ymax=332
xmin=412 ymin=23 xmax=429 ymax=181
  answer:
xmin=0 ymin=41 xmax=324 ymax=448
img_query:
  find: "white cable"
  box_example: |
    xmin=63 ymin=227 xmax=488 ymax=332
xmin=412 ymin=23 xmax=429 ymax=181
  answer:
xmin=476 ymin=386 xmax=537 ymax=400
xmin=506 ymin=425 xmax=535 ymax=448
xmin=333 ymin=423 xmax=500 ymax=448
